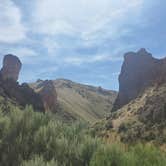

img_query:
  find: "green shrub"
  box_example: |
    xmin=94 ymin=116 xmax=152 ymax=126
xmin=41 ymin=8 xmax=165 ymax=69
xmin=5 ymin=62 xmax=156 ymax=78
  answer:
xmin=128 ymin=143 xmax=166 ymax=166
xmin=0 ymin=106 xmax=100 ymax=166
xmin=0 ymin=105 xmax=166 ymax=166
xmin=22 ymin=156 xmax=58 ymax=166
xmin=90 ymin=143 xmax=128 ymax=166
xmin=90 ymin=143 xmax=166 ymax=166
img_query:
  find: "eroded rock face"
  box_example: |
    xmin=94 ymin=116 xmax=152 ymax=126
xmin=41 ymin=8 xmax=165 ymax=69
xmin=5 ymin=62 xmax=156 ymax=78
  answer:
xmin=35 ymin=80 xmax=58 ymax=112
xmin=113 ymin=48 xmax=166 ymax=111
xmin=0 ymin=54 xmax=45 ymax=112
xmin=0 ymin=54 xmax=22 ymax=81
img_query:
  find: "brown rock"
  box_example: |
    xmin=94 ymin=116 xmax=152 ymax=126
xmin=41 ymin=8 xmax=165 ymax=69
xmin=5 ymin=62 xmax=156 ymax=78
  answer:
xmin=113 ymin=48 xmax=166 ymax=111
xmin=0 ymin=54 xmax=45 ymax=112
xmin=0 ymin=54 xmax=22 ymax=81
xmin=0 ymin=80 xmax=45 ymax=112
xmin=36 ymin=80 xmax=58 ymax=112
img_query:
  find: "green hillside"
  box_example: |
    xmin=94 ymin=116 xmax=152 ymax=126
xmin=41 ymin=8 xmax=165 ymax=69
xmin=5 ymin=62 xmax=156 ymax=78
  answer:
xmin=31 ymin=79 xmax=117 ymax=123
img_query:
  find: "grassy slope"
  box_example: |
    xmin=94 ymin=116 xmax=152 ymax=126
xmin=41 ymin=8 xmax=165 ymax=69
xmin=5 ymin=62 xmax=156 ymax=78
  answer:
xmin=31 ymin=79 xmax=117 ymax=123
xmin=99 ymin=83 xmax=166 ymax=144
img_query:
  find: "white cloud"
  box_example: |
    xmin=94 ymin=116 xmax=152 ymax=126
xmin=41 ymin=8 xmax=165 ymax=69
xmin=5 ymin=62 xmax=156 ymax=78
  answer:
xmin=0 ymin=46 xmax=37 ymax=62
xmin=0 ymin=45 xmax=37 ymax=56
xmin=32 ymin=0 xmax=144 ymax=41
xmin=31 ymin=0 xmax=145 ymax=64
xmin=38 ymin=66 xmax=59 ymax=74
xmin=0 ymin=0 xmax=26 ymax=43
xmin=8 ymin=47 xmax=37 ymax=58
xmin=43 ymin=38 xmax=60 ymax=55
xmin=0 ymin=47 xmax=38 ymax=67
xmin=64 ymin=53 xmax=122 ymax=65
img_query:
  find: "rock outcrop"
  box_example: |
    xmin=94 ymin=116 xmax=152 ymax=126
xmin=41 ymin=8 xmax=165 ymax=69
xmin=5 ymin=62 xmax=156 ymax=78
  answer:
xmin=0 ymin=54 xmax=22 ymax=81
xmin=30 ymin=79 xmax=117 ymax=122
xmin=113 ymin=48 xmax=166 ymax=110
xmin=105 ymin=82 xmax=166 ymax=144
xmin=34 ymin=80 xmax=58 ymax=112
xmin=0 ymin=54 xmax=44 ymax=112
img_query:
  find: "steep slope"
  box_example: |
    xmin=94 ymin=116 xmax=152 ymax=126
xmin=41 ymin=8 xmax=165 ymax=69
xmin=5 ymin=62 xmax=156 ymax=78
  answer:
xmin=31 ymin=79 xmax=117 ymax=123
xmin=99 ymin=49 xmax=166 ymax=144
xmin=104 ymin=83 xmax=166 ymax=144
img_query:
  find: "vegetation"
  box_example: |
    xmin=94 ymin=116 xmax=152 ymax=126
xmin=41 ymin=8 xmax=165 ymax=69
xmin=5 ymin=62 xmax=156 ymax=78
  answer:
xmin=31 ymin=79 xmax=117 ymax=123
xmin=103 ymin=84 xmax=166 ymax=145
xmin=0 ymin=105 xmax=166 ymax=166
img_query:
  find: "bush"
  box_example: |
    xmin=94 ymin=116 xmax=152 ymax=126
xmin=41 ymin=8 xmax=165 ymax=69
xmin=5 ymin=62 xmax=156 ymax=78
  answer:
xmin=22 ymin=156 xmax=58 ymax=166
xmin=90 ymin=143 xmax=166 ymax=166
xmin=0 ymin=105 xmax=166 ymax=166
xmin=128 ymin=143 xmax=166 ymax=166
xmin=90 ymin=144 xmax=126 ymax=166
xmin=0 ymin=106 xmax=100 ymax=166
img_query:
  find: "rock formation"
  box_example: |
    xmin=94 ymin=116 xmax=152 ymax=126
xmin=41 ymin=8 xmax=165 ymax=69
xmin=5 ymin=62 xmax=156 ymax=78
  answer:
xmin=0 ymin=54 xmax=45 ymax=112
xmin=113 ymin=48 xmax=166 ymax=110
xmin=30 ymin=79 xmax=117 ymax=122
xmin=0 ymin=54 xmax=22 ymax=81
xmin=0 ymin=54 xmax=58 ymax=113
xmin=36 ymin=80 xmax=58 ymax=112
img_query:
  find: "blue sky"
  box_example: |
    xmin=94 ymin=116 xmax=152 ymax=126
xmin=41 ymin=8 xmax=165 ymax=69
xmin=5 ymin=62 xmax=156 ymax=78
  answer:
xmin=0 ymin=0 xmax=166 ymax=90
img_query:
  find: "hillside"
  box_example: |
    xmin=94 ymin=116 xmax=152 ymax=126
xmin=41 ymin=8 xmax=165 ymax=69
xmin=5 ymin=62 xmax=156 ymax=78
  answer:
xmin=0 ymin=54 xmax=117 ymax=124
xmin=31 ymin=79 xmax=117 ymax=123
xmin=1 ymin=50 xmax=166 ymax=165
xmin=1 ymin=106 xmax=166 ymax=166
xmin=103 ymin=83 xmax=166 ymax=144
xmin=97 ymin=49 xmax=166 ymax=144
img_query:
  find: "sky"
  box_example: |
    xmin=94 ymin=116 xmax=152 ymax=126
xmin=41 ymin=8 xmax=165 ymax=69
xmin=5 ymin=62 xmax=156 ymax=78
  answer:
xmin=0 ymin=0 xmax=166 ymax=90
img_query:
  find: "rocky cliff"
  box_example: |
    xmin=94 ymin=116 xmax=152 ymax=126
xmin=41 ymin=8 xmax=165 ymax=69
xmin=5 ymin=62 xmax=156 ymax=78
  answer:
xmin=97 ymin=49 xmax=166 ymax=144
xmin=0 ymin=54 xmax=44 ymax=112
xmin=113 ymin=48 xmax=166 ymax=110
